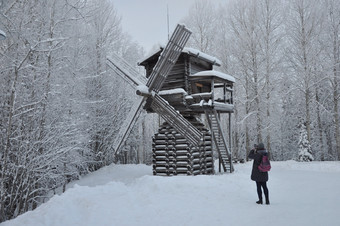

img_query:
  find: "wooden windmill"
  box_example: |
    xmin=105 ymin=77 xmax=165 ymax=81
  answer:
xmin=107 ymin=24 xmax=235 ymax=175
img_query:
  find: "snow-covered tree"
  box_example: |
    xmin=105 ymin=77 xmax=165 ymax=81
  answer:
xmin=183 ymin=0 xmax=338 ymax=161
xmin=323 ymin=0 xmax=340 ymax=160
xmin=286 ymin=0 xmax=323 ymax=147
xmin=0 ymin=0 xmax=145 ymax=221
xmin=298 ymin=121 xmax=314 ymax=161
xmin=181 ymin=0 xmax=217 ymax=54
xmin=2 ymin=0 xmax=340 ymax=222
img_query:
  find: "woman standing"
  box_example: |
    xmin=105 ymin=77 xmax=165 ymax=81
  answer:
xmin=248 ymin=143 xmax=270 ymax=205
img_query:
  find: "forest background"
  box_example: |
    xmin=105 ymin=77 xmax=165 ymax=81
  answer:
xmin=0 ymin=0 xmax=339 ymax=222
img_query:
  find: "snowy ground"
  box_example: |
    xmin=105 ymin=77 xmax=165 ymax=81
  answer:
xmin=2 ymin=161 xmax=340 ymax=226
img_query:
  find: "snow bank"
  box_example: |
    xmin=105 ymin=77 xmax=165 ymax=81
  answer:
xmin=2 ymin=161 xmax=340 ymax=226
xmin=273 ymin=160 xmax=340 ymax=172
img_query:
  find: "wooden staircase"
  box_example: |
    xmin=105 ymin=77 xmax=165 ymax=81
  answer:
xmin=205 ymin=110 xmax=234 ymax=173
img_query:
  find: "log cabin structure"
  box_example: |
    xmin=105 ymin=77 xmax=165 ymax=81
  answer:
xmin=139 ymin=47 xmax=235 ymax=175
xmin=107 ymin=24 xmax=235 ymax=176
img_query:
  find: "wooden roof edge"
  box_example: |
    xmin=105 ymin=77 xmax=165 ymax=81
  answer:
xmin=138 ymin=46 xmax=222 ymax=67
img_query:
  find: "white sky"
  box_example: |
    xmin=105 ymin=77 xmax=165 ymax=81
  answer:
xmin=113 ymin=0 xmax=197 ymax=53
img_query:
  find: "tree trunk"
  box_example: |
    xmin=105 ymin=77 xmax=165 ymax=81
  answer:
xmin=331 ymin=19 xmax=340 ymax=160
xmin=245 ymin=78 xmax=251 ymax=161
xmin=315 ymin=88 xmax=324 ymax=160
xmin=334 ymin=76 xmax=340 ymax=160
xmin=233 ymin=98 xmax=240 ymax=160
xmin=0 ymin=66 xmax=19 ymax=221
xmin=302 ymin=14 xmax=312 ymax=145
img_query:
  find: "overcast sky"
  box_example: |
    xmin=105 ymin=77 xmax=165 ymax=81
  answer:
xmin=113 ymin=0 xmax=197 ymax=53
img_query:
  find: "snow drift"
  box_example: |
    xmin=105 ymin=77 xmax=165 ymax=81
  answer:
xmin=2 ymin=161 xmax=340 ymax=226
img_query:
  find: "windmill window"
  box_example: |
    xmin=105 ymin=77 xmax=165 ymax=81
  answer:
xmin=195 ymin=82 xmax=203 ymax=93
xmin=195 ymin=83 xmax=203 ymax=88
xmin=192 ymin=81 xmax=211 ymax=94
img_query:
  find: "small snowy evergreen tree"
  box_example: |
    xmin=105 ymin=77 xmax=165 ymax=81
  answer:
xmin=298 ymin=122 xmax=314 ymax=161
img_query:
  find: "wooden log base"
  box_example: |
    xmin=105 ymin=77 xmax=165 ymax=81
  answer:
xmin=152 ymin=116 xmax=214 ymax=176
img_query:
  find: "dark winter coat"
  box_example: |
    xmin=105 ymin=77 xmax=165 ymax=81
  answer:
xmin=248 ymin=149 xmax=269 ymax=182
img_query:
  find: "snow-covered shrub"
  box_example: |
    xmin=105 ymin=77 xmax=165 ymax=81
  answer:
xmin=298 ymin=122 xmax=314 ymax=162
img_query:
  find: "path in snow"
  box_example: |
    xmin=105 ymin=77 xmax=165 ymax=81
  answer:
xmin=2 ymin=161 xmax=340 ymax=226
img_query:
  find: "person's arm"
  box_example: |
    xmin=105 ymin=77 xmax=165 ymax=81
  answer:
xmin=248 ymin=149 xmax=256 ymax=159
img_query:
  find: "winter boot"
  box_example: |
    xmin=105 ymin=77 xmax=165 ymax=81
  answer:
xmin=265 ymin=194 xmax=270 ymax=205
xmin=256 ymin=200 xmax=263 ymax=204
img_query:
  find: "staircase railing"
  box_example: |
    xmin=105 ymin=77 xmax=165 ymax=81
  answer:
xmin=205 ymin=110 xmax=234 ymax=172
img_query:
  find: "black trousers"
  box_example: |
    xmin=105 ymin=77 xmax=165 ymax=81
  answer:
xmin=256 ymin=181 xmax=269 ymax=201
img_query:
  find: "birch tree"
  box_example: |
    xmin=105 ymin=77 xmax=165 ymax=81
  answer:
xmin=181 ymin=0 xmax=217 ymax=53
xmin=81 ymin=0 xmax=123 ymax=169
xmin=257 ymin=0 xmax=284 ymax=157
xmin=0 ymin=0 xmax=46 ymax=219
xmin=286 ymin=0 xmax=323 ymax=147
xmin=180 ymin=0 xmax=340 ymax=161
xmin=228 ymin=0 xmax=264 ymax=158
xmin=324 ymin=0 xmax=340 ymax=159
xmin=0 ymin=0 xmax=107 ymax=221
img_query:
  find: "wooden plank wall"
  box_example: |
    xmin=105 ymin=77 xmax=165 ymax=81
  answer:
xmin=187 ymin=56 xmax=213 ymax=95
xmin=162 ymin=55 xmax=186 ymax=90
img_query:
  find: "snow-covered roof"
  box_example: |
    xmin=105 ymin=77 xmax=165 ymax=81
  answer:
xmin=182 ymin=47 xmax=222 ymax=66
xmin=159 ymin=88 xmax=188 ymax=95
xmin=138 ymin=48 xmax=162 ymax=66
xmin=138 ymin=46 xmax=221 ymax=66
xmin=190 ymin=70 xmax=235 ymax=83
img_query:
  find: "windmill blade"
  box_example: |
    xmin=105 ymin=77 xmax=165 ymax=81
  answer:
xmin=106 ymin=53 xmax=148 ymax=155
xmin=146 ymin=24 xmax=191 ymax=93
xmin=112 ymin=97 xmax=146 ymax=155
xmin=107 ymin=53 xmax=147 ymax=87
xmin=151 ymin=94 xmax=203 ymax=146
